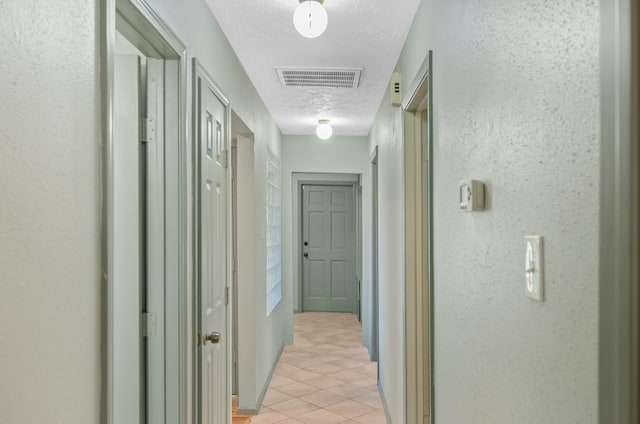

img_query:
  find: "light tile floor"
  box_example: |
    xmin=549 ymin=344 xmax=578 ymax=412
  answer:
xmin=252 ymin=312 xmax=386 ymax=424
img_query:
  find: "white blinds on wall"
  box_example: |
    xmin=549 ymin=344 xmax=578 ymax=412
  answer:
xmin=266 ymin=151 xmax=282 ymax=315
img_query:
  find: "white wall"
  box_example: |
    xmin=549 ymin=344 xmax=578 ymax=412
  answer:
xmin=0 ymin=1 xmax=100 ymax=422
xmin=370 ymin=1 xmax=601 ymax=422
xmin=281 ymin=135 xmax=371 ymax=344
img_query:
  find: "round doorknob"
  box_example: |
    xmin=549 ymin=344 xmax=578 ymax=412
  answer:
xmin=203 ymin=332 xmax=221 ymax=344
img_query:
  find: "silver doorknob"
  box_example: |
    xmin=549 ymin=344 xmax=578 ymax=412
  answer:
xmin=203 ymin=332 xmax=221 ymax=344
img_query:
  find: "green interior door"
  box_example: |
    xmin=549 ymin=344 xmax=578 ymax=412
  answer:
xmin=302 ymin=184 xmax=356 ymax=313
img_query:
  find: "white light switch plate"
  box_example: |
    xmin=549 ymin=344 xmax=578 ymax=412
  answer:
xmin=525 ymin=235 xmax=544 ymax=301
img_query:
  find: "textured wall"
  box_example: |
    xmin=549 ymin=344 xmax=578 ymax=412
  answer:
xmin=0 ymin=1 xmax=100 ymax=423
xmin=370 ymin=0 xmax=600 ymax=422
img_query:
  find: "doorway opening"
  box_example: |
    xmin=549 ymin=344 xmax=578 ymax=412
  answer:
xmin=292 ymin=173 xmax=362 ymax=317
xmin=403 ymin=51 xmax=434 ymax=424
xmin=230 ymin=111 xmax=256 ymax=406
xmin=105 ymin=0 xmax=187 ymax=422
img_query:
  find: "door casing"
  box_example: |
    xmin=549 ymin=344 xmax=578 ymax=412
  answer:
xmin=370 ymin=146 xmax=379 ymax=365
xmin=103 ymin=1 xmax=188 ymax=423
xmin=292 ymin=173 xmax=361 ymax=316
xmin=402 ymin=51 xmax=434 ymax=424
xmin=301 ymin=184 xmax=357 ymax=313
xmin=599 ymin=0 xmax=639 ymax=422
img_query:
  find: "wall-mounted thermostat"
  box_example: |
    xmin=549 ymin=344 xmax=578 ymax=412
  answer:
xmin=459 ymin=180 xmax=485 ymax=212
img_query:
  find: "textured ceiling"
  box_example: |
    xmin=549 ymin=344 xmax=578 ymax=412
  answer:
xmin=205 ymin=0 xmax=421 ymax=136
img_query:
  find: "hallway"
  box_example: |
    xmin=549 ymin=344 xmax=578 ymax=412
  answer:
xmin=252 ymin=313 xmax=384 ymax=424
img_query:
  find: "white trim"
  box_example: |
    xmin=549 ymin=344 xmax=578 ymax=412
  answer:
xmin=599 ymin=0 xmax=635 ymax=421
xmin=104 ymin=1 xmax=188 ymax=422
xmin=292 ymin=172 xmax=361 ymax=313
xmin=402 ymin=51 xmax=434 ymax=424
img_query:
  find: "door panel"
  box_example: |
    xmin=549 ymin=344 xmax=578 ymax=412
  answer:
xmin=197 ymin=78 xmax=228 ymax=424
xmin=331 ymin=212 xmax=346 ymax=248
xmin=302 ymin=185 xmax=356 ymax=312
xmin=330 ymin=261 xmax=347 ymax=298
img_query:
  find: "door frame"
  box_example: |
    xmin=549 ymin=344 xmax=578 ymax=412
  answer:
xmin=402 ymin=51 xmax=434 ymax=424
xmin=292 ymin=173 xmax=361 ymax=315
xmin=230 ymin=111 xmax=256 ymax=401
xmin=191 ymin=58 xmax=233 ymax=424
xmin=599 ymin=0 xmax=639 ymax=422
xmin=102 ymin=0 xmax=188 ymax=423
xmin=370 ymin=146 xmax=380 ymax=363
xmin=632 ymin=0 xmax=640 ymax=420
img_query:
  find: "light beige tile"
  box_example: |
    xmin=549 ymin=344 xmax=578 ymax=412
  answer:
xmin=305 ymin=363 xmax=344 ymax=376
xmin=326 ymin=369 xmax=367 ymax=382
xmin=352 ymin=409 xmax=387 ymax=424
xmin=270 ymin=375 xmax=297 ymax=388
xmin=251 ymin=407 xmax=289 ymax=424
xmin=279 ymin=367 xmax=323 ymax=382
xmin=269 ymin=398 xmax=317 ymax=417
xmin=254 ymin=312 xmax=382 ymax=423
xmin=304 ymin=375 xmax=343 ymax=389
xmin=326 ymin=358 xmax=365 ymax=370
xmin=324 ymin=399 xmax=375 ymax=419
xmin=352 ymin=390 xmax=383 ymax=409
xmin=325 ymin=382 xmax=372 ymax=399
xmin=295 ymin=409 xmax=346 ymax=424
xmin=277 ymin=382 xmax=318 ymax=397
xmin=263 ymin=388 xmax=293 ymax=407
xmin=299 ymin=389 xmax=347 ymax=408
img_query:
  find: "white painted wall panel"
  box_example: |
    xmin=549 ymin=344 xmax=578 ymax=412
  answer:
xmin=370 ymin=0 xmax=600 ymax=422
xmin=0 ymin=1 xmax=100 ymax=422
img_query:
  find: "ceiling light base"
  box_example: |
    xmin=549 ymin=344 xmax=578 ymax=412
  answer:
xmin=293 ymin=0 xmax=328 ymax=38
xmin=316 ymin=119 xmax=333 ymax=140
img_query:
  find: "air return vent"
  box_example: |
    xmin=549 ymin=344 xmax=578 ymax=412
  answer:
xmin=276 ymin=67 xmax=363 ymax=88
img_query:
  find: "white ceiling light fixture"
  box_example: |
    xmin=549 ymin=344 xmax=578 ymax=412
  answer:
xmin=316 ymin=119 xmax=333 ymax=140
xmin=293 ymin=0 xmax=328 ymax=39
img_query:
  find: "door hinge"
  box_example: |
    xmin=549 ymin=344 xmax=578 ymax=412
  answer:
xmin=232 ymin=256 xmax=236 ymax=273
xmin=226 ymin=287 xmax=230 ymax=305
xmin=142 ymin=117 xmax=156 ymax=143
xmin=142 ymin=312 xmax=156 ymax=337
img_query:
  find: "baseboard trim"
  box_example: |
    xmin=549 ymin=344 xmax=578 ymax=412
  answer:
xmin=237 ymin=342 xmax=285 ymax=415
xmin=378 ymin=383 xmax=392 ymax=423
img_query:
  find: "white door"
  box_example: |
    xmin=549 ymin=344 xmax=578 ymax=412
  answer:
xmin=196 ymin=76 xmax=229 ymax=424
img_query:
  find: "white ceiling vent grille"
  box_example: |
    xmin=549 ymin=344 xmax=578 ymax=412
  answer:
xmin=276 ymin=67 xmax=363 ymax=88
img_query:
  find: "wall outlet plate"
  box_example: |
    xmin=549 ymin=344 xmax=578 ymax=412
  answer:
xmin=525 ymin=235 xmax=544 ymax=301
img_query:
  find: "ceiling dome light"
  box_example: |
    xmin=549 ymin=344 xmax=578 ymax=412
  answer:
xmin=316 ymin=119 xmax=332 ymax=140
xmin=293 ymin=0 xmax=328 ymax=39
